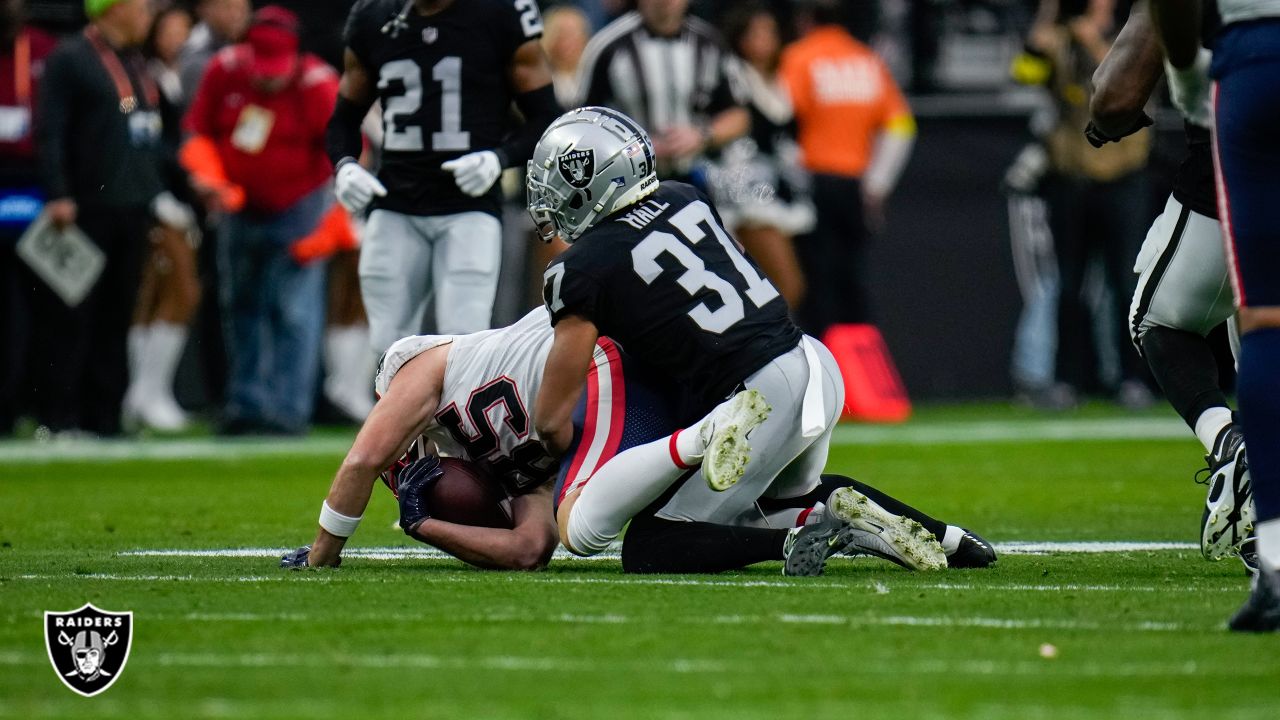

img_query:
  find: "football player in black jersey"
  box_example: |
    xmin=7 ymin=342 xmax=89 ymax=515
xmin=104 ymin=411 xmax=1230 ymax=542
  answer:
xmin=1088 ymin=2 xmax=1255 ymax=568
xmin=326 ymin=0 xmax=560 ymax=353
xmin=528 ymin=107 xmax=951 ymax=575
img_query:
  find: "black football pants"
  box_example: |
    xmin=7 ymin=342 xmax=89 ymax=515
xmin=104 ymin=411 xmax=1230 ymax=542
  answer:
xmin=796 ymin=173 xmax=871 ymax=336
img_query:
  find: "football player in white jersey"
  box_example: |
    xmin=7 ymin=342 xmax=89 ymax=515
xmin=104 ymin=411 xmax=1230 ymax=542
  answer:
xmin=283 ymin=306 xmax=994 ymax=573
xmin=283 ymin=306 xmax=797 ymax=570
xmin=290 ymin=308 xmax=560 ymax=570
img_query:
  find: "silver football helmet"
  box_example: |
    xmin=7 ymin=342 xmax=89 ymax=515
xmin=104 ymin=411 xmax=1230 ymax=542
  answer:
xmin=526 ymin=107 xmax=658 ymax=243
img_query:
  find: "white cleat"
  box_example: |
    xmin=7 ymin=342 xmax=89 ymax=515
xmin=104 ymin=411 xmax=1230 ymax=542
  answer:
xmin=1200 ymin=426 xmax=1254 ymax=561
xmin=700 ymin=389 xmax=771 ymax=492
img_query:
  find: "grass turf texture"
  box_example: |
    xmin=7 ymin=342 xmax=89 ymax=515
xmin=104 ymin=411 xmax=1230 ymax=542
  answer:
xmin=1 ymin=404 xmax=1277 ymax=719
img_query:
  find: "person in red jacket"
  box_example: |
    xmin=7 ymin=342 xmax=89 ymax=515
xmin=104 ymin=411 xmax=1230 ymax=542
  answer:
xmin=182 ymin=5 xmax=339 ymax=435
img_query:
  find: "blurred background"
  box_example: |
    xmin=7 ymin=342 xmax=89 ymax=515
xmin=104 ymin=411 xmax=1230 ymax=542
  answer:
xmin=0 ymin=0 xmax=1232 ymax=439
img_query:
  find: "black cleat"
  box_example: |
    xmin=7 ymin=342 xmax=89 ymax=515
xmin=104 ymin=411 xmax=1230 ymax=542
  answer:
xmin=947 ymin=528 xmax=997 ymax=569
xmin=1228 ymin=568 xmax=1280 ymax=633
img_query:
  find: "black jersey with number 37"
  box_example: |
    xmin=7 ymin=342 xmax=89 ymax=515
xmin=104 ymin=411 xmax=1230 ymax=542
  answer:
xmin=344 ymin=0 xmax=543 ymax=217
xmin=544 ymin=182 xmax=802 ymax=412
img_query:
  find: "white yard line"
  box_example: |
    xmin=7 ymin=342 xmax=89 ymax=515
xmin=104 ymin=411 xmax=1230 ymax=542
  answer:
xmin=0 ymin=650 xmax=1260 ymax=677
xmin=12 ymin=572 xmax=1242 ymax=593
xmin=0 ymin=650 xmax=722 ymax=674
xmin=831 ymin=417 xmax=1190 ymax=445
xmin=24 ymin=610 xmax=1191 ymax=633
xmin=0 ymin=416 xmax=1192 ymax=464
xmin=119 ymin=540 xmax=1199 ymax=563
xmin=997 ymin=541 xmax=1197 ymax=554
xmin=0 ymin=436 xmax=353 ymax=463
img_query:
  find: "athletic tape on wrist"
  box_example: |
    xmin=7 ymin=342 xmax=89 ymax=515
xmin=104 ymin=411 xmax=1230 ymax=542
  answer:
xmin=319 ymin=500 xmax=363 ymax=538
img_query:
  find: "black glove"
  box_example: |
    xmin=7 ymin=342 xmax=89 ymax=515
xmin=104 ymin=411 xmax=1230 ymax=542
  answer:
xmin=1084 ymin=112 xmax=1153 ymax=149
xmin=280 ymin=545 xmax=330 ymax=569
xmin=397 ymin=456 xmax=444 ymax=536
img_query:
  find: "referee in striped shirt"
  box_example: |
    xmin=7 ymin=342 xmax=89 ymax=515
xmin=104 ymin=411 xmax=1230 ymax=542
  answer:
xmin=573 ymin=0 xmax=749 ymax=180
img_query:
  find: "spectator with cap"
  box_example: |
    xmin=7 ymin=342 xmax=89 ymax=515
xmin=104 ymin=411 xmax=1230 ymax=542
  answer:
xmin=34 ymin=0 xmax=191 ymax=436
xmin=0 ymin=0 xmax=56 ymax=435
xmin=182 ymin=5 xmax=339 ymax=435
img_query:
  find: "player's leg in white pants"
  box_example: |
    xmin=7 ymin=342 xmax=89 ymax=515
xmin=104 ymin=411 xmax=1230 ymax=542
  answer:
xmin=562 ymin=338 xmax=839 ymax=554
xmin=656 ymin=338 xmax=843 ymax=526
xmin=1129 ymin=196 xmax=1234 ymax=346
xmin=425 ymin=211 xmax=501 ymax=335
xmin=359 ymin=210 xmax=434 ymax=355
xmin=1128 ymin=196 xmax=1236 ymax=452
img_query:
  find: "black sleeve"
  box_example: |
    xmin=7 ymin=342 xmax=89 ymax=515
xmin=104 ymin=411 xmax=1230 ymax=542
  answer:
xmin=543 ymin=260 xmax=603 ymax=327
xmin=328 ymin=1 xmax=379 ymax=167
xmin=495 ymin=82 xmax=560 ymax=168
xmin=36 ymin=43 xmax=74 ymax=200
xmin=326 ymin=95 xmax=370 ymax=167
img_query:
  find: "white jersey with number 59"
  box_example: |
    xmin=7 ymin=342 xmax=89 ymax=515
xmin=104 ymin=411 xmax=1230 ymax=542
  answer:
xmin=375 ymin=307 xmax=558 ymax=494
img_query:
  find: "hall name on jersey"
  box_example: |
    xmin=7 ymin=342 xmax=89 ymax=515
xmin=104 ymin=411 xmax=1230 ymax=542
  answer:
xmin=615 ymin=199 xmax=671 ymax=230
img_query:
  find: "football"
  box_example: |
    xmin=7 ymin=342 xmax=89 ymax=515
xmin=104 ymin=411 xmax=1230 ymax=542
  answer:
xmin=424 ymin=457 xmax=514 ymax=529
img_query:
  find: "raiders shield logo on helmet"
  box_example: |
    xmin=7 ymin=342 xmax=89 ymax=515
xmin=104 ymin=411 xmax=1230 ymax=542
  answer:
xmin=44 ymin=603 xmax=133 ymax=697
xmin=557 ymin=148 xmax=595 ymax=189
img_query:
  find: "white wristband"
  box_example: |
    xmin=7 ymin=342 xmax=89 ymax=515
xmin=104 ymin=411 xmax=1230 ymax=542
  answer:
xmin=319 ymin=500 xmax=363 ymax=538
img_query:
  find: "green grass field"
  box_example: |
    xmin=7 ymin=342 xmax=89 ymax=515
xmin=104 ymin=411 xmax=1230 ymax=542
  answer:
xmin=2 ymin=404 xmax=1277 ymax=719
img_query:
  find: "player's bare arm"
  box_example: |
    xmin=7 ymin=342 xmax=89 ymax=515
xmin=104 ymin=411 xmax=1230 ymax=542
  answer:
xmin=534 ymin=315 xmax=599 ymax=457
xmin=409 ymin=484 xmax=558 ymax=570
xmin=305 ymin=347 xmax=448 ymax=567
xmin=1089 ymin=2 xmax=1163 ymax=139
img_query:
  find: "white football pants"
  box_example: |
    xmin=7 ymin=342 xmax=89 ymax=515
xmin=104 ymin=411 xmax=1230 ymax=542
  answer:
xmin=1129 ymin=195 xmax=1237 ymax=352
xmin=656 ymin=338 xmax=845 ymax=526
xmin=359 ymin=209 xmax=501 ymax=355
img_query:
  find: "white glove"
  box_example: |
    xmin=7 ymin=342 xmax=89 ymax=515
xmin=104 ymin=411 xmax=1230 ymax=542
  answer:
xmin=441 ymin=150 xmax=502 ymax=197
xmin=1164 ymin=48 xmax=1213 ymax=129
xmin=151 ymin=191 xmax=195 ymax=231
xmin=335 ymin=160 xmax=387 ymax=214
